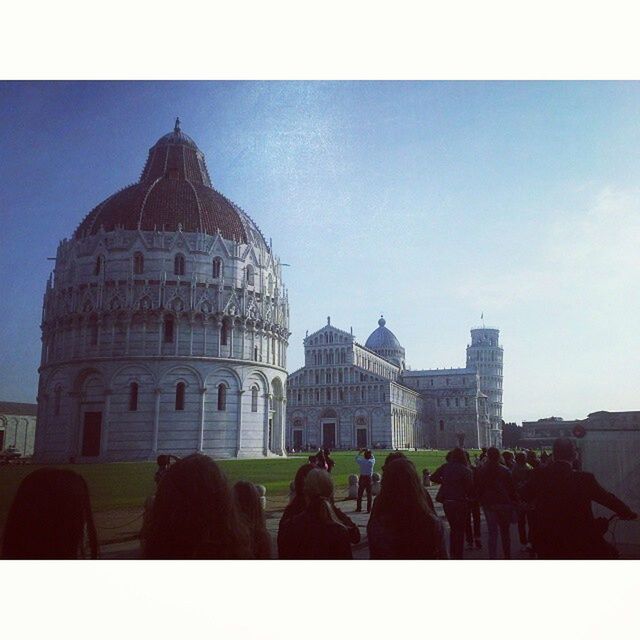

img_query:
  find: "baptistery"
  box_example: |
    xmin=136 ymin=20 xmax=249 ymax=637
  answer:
xmin=35 ymin=120 xmax=290 ymax=462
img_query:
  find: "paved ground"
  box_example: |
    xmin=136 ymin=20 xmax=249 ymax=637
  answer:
xmin=99 ymin=484 xmax=640 ymax=559
xmin=100 ymin=486 xmax=535 ymax=560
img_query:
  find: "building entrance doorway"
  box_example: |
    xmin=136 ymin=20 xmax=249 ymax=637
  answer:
xmin=322 ymin=422 xmax=336 ymax=449
xmin=293 ymin=430 xmax=303 ymax=451
xmin=81 ymin=411 xmax=102 ymax=457
xmin=356 ymin=428 xmax=367 ymax=448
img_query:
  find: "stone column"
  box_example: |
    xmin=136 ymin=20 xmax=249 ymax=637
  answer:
xmin=236 ymin=389 xmax=245 ymax=456
xmin=278 ymin=397 xmax=287 ymax=455
xmin=197 ymin=387 xmax=207 ymax=451
xmin=152 ymin=387 xmax=162 ymax=456
xmin=215 ymin=318 xmax=221 ymax=357
xmin=263 ymin=393 xmax=272 ymax=455
xmin=69 ymin=390 xmax=82 ymax=459
xmin=101 ymin=388 xmax=113 ymax=457
xmin=125 ymin=315 xmax=132 ymax=355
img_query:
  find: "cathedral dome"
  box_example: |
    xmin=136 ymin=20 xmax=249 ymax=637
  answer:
xmin=364 ymin=317 xmax=406 ymax=369
xmin=365 ymin=317 xmax=403 ymax=351
xmin=73 ymin=119 xmax=268 ymax=251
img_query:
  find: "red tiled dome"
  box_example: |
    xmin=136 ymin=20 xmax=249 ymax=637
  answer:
xmin=74 ymin=120 xmax=268 ymax=250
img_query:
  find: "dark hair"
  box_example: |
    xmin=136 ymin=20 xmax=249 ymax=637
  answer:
xmin=503 ymin=451 xmax=514 ymax=460
xmin=553 ymin=438 xmax=576 ymax=463
xmin=448 ymin=447 xmax=468 ymax=466
xmin=144 ymin=454 xmax=251 ymax=559
xmin=233 ymin=481 xmax=271 ymax=560
xmin=371 ymin=458 xmax=440 ymax=557
xmin=2 ymin=468 xmax=98 ymax=559
xmin=364 ymin=449 xmax=372 ymax=460
xmin=383 ymin=450 xmax=406 ymax=470
xmin=487 ymin=447 xmax=501 ymax=463
xmin=515 ymin=452 xmax=526 ymax=465
xmin=294 ymin=463 xmax=316 ymax=496
xmin=157 ymin=454 xmax=170 ymax=467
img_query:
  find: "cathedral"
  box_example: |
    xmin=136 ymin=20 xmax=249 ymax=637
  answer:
xmin=35 ymin=121 xmax=289 ymax=462
xmin=286 ymin=317 xmax=503 ymax=450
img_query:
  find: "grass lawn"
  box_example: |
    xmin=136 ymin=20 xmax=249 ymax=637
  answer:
xmin=0 ymin=449 xmax=456 ymax=530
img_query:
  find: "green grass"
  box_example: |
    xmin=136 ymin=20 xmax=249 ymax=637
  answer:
xmin=0 ymin=450 xmax=454 ymax=528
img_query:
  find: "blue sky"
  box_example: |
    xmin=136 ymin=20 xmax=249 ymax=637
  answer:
xmin=1 ymin=81 xmax=639 ymax=421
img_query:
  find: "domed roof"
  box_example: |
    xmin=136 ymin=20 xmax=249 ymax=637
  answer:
xmin=73 ymin=119 xmax=269 ymax=251
xmin=364 ymin=316 xmax=404 ymax=351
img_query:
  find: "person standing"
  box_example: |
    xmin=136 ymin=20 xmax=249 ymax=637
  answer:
xmin=430 ymin=448 xmax=474 ymax=559
xmin=355 ymin=449 xmax=376 ymax=513
xmin=323 ymin=448 xmax=336 ymax=473
xmin=278 ymin=469 xmax=359 ymax=559
xmin=511 ymin=452 xmax=533 ymax=551
xmin=476 ymin=447 xmax=518 ymax=559
xmin=367 ymin=457 xmax=447 ymax=559
xmin=521 ymin=438 xmax=637 ymax=559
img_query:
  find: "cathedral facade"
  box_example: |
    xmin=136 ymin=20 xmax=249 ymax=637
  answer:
xmin=35 ymin=121 xmax=289 ymax=462
xmin=286 ymin=318 xmax=503 ymax=450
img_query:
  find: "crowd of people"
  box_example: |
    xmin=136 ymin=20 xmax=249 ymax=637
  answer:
xmin=429 ymin=440 xmax=637 ymax=559
xmin=1 ymin=439 xmax=636 ymax=560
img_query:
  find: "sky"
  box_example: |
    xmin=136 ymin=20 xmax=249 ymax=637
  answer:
xmin=0 ymin=80 xmax=638 ymax=422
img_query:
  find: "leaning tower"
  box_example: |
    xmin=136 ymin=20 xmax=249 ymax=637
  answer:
xmin=466 ymin=327 xmax=503 ymax=447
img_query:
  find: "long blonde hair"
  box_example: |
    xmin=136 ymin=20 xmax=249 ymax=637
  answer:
xmin=303 ymin=469 xmax=347 ymax=528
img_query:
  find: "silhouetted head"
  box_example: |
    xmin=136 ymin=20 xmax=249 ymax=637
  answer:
xmin=2 ymin=468 xmax=98 ymax=559
xmin=515 ymin=452 xmax=527 ymax=465
xmin=503 ymin=451 xmax=514 ymax=463
xmin=294 ymin=463 xmax=316 ymax=496
xmin=157 ymin=454 xmax=170 ymax=468
xmin=383 ymin=450 xmax=406 ymax=470
xmin=487 ymin=447 xmax=501 ymax=464
xmin=553 ymin=438 xmax=576 ymax=463
xmin=526 ymin=450 xmax=539 ymax=464
xmin=233 ymin=481 xmax=263 ymax=528
xmin=323 ymin=448 xmax=331 ymax=457
xmin=448 ymin=447 xmax=468 ymax=466
xmin=145 ymin=453 xmax=250 ymax=559
xmin=364 ymin=449 xmax=373 ymax=460
xmin=374 ymin=457 xmax=438 ymax=550
xmin=304 ymin=468 xmax=334 ymax=502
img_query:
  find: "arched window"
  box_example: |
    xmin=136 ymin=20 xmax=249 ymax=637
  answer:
xmin=213 ymin=257 xmax=222 ymax=279
xmin=174 ymin=254 xmax=185 ymax=276
xmin=220 ymin=322 xmax=228 ymax=346
xmin=246 ymin=264 xmax=254 ymax=285
xmin=129 ymin=382 xmax=139 ymax=411
xmin=175 ymin=382 xmax=185 ymax=411
xmin=254 ymin=346 xmax=258 ymax=361
xmin=133 ymin=252 xmax=144 ymax=275
xmin=94 ymin=255 xmax=104 ymax=276
xmin=54 ymin=386 xmax=62 ymax=416
xmin=439 ymin=419 xmax=445 ymax=432
xmin=217 ymin=384 xmax=226 ymax=411
xmin=251 ymin=386 xmax=259 ymax=412
xmin=163 ymin=315 xmax=174 ymax=343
